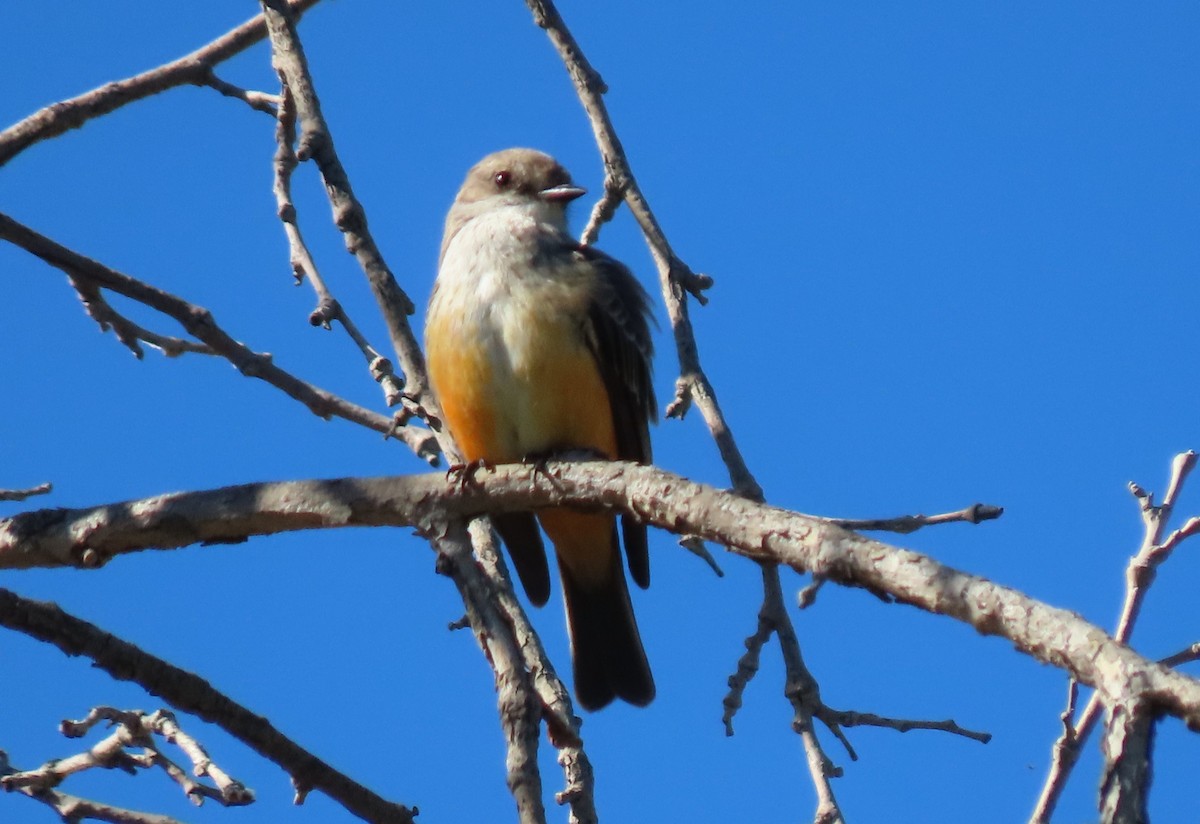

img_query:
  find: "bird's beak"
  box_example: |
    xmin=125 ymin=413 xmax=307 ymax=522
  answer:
xmin=539 ymin=184 xmax=587 ymax=203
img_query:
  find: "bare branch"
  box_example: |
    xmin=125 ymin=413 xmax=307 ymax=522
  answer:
xmin=269 ymin=83 xmax=406 ymax=408
xmin=833 ymin=502 xmax=1005 ymax=534
xmin=67 ymin=274 xmax=214 ymax=359
xmin=0 ymin=210 xmax=439 ymax=463
xmin=1160 ymin=642 xmax=1200 ymax=669
xmin=818 ymin=708 xmax=991 ymax=745
xmin=1031 ymin=450 xmax=1199 ymax=823
xmin=1 ymin=749 xmax=185 ymax=824
xmin=523 ymin=0 xmax=754 ymax=506
xmin=721 ymin=565 xmax=847 ymax=822
xmin=0 ymin=590 xmax=416 ymax=823
xmin=7 ymin=462 xmax=1200 ymax=729
xmin=147 ymin=710 xmax=256 ymax=806
xmin=4 ymin=707 xmax=253 ymax=809
xmin=433 ymin=521 xmax=547 ymax=824
xmin=0 ymin=482 xmax=52 ymax=502
xmin=1098 ymin=699 xmax=1157 ymax=824
xmin=679 ymin=535 xmax=725 ymax=577
xmin=765 ymin=565 xmax=847 ymax=821
xmin=1116 ymin=450 xmax=1199 ymax=640
xmin=465 ymin=520 xmax=597 ymax=824
xmin=201 ymin=72 xmax=280 ymax=115
xmin=0 ymin=0 xmax=321 ymax=168
xmin=260 ymin=0 xmax=436 ymax=419
xmin=722 ymin=579 xmax=776 ymax=737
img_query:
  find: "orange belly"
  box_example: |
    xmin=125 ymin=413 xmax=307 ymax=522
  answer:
xmin=426 ymin=306 xmax=617 ymax=464
xmin=426 ymin=304 xmax=618 ymax=584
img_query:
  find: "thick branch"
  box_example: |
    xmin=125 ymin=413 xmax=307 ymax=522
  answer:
xmin=4 ymin=462 xmax=1200 ymax=728
xmin=430 ymin=522 xmax=547 ymax=824
xmin=1098 ymin=699 xmax=1157 ymax=824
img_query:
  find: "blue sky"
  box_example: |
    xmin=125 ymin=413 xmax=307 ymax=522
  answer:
xmin=3 ymin=2 xmax=1199 ymax=822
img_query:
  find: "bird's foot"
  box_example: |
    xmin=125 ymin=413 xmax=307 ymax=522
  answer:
xmin=446 ymin=458 xmax=493 ymax=490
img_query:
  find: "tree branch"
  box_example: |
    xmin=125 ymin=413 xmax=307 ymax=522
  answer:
xmin=522 ymin=0 xmax=752 ymax=502
xmin=0 ymin=590 xmax=416 ymax=824
xmin=1 ymin=748 xmax=185 ymax=824
xmin=1030 ymin=451 xmax=1199 ymax=822
xmin=1098 ymin=699 xmax=1157 ymax=824
xmin=833 ymin=502 xmax=1005 ymax=534
xmin=0 ymin=483 xmax=52 ymax=502
xmin=3 ymin=707 xmax=254 ymax=809
xmin=259 ymin=0 xmax=435 ymax=419
xmin=5 ymin=462 xmax=1200 ymax=730
xmin=0 ymin=0 xmax=322 ymax=168
xmin=269 ymin=59 xmax=406 ymax=412
xmin=0 ymin=210 xmax=438 ymax=463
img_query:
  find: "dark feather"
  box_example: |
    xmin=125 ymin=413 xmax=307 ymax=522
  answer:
xmin=561 ymin=524 xmax=655 ymax=710
xmin=576 ymin=245 xmax=656 ymax=588
xmin=492 ymin=512 xmax=551 ymax=606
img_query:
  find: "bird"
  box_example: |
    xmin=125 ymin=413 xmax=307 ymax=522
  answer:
xmin=425 ymin=148 xmax=656 ymax=710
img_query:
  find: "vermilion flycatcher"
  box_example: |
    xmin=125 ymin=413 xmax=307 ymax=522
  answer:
xmin=425 ymin=148 xmax=656 ymax=710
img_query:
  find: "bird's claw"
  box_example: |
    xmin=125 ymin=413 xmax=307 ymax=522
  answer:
xmin=446 ymin=458 xmax=493 ymax=490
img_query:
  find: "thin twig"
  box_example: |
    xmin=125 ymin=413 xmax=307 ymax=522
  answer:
xmin=149 ymin=710 xmax=256 ymax=805
xmin=1116 ymin=450 xmax=1198 ymax=640
xmin=201 ymin=72 xmax=280 ymax=115
xmin=722 ymin=584 xmax=776 ymax=736
xmin=0 ymin=0 xmax=322 ymax=168
xmin=0 ymin=210 xmax=438 ymax=463
xmin=260 ymin=0 xmax=435 ymax=421
xmin=679 ymin=535 xmax=725 ymax=577
xmin=1160 ymin=642 xmax=1200 ymax=669
xmin=269 ymin=82 xmax=405 ymax=408
xmin=0 ymin=482 xmax=52 ymax=502
xmin=1030 ymin=450 xmax=1199 ymax=823
xmin=0 ymin=590 xmax=416 ymax=823
xmin=818 ymin=708 xmax=991 ymax=745
xmin=5 ymin=707 xmax=253 ymax=808
xmin=762 ymin=565 xmax=848 ymax=820
xmin=833 ymin=502 xmax=1005 ymax=534
xmin=67 ymin=274 xmax=214 ymax=359
xmin=522 ymin=0 xmax=752 ymax=503
xmin=1 ymin=748 xmax=185 ymax=824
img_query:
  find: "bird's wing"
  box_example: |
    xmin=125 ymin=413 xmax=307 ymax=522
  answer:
xmin=577 ymin=244 xmax=656 ymax=589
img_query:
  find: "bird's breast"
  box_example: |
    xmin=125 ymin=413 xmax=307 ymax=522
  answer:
xmin=427 ymin=215 xmax=616 ymax=463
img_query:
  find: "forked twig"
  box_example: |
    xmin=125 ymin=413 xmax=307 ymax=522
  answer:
xmin=1030 ymin=450 xmax=1199 ymax=823
xmin=0 ymin=0 xmax=322 ymax=168
xmin=0 ymin=589 xmax=416 ymax=823
xmin=0 ymin=211 xmax=438 ymax=463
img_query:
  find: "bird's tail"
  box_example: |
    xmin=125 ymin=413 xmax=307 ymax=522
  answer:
xmin=547 ymin=512 xmax=654 ymax=711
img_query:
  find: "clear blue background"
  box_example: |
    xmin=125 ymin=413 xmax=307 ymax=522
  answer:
xmin=2 ymin=2 xmax=1199 ymax=822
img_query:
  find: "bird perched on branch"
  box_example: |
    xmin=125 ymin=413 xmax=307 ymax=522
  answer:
xmin=426 ymin=148 xmax=656 ymax=710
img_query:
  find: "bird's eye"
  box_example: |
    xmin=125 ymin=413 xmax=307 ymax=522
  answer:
xmin=493 ymin=171 xmax=511 ymax=189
